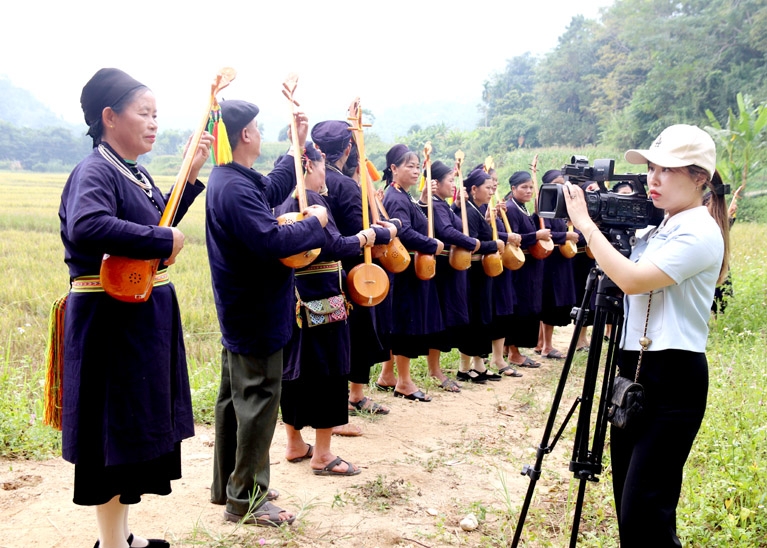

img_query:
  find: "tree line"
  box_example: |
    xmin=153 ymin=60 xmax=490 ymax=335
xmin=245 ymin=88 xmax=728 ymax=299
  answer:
xmin=477 ymin=0 xmax=767 ymax=151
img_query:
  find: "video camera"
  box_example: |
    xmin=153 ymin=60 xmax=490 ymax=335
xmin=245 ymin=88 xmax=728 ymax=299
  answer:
xmin=538 ymin=156 xmax=664 ymax=230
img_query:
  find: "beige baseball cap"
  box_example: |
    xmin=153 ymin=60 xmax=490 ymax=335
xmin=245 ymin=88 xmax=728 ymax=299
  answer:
xmin=625 ymin=124 xmax=716 ymax=178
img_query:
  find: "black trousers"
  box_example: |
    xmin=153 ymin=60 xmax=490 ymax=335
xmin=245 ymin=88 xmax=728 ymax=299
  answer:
xmin=611 ymin=349 xmax=708 ymax=548
xmin=211 ymin=348 xmax=283 ymax=516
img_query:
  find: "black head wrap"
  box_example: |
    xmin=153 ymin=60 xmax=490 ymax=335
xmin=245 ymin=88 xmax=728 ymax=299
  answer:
xmin=342 ymin=141 xmax=360 ymax=178
xmin=80 ymin=68 xmax=147 ymax=144
xmin=304 ymin=141 xmax=323 ymax=162
xmin=345 ymin=140 xmax=359 ymax=169
xmin=611 ymin=181 xmax=633 ymax=193
xmin=311 ymin=120 xmax=352 ymax=164
xmin=464 ymin=167 xmax=491 ymax=192
xmin=382 ymin=144 xmax=411 ymax=184
xmin=220 ymin=99 xmax=260 ymax=149
xmin=473 ymin=162 xmax=496 ymax=174
xmin=428 ymin=160 xmax=453 ymax=182
xmin=509 ymin=170 xmax=532 ymax=188
xmin=542 ymin=169 xmax=563 ymax=184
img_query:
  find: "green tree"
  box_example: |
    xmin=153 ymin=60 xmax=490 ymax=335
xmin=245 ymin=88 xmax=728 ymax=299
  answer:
xmin=398 ymin=123 xmax=470 ymax=163
xmin=154 ymin=129 xmax=188 ymax=156
xmin=533 ymin=15 xmax=602 ymax=146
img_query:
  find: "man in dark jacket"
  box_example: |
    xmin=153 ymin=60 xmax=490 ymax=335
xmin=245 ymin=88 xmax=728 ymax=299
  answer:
xmin=206 ymin=100 xmax=327 ymax=527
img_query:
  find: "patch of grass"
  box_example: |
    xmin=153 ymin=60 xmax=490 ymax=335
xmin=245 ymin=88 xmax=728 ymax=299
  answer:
xmin=354 ymin=475 xmax=409 ymax=512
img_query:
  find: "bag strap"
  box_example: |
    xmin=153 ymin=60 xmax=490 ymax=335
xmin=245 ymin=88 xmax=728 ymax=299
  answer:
xmin=634 ymin=291 xmax=653 ymax=382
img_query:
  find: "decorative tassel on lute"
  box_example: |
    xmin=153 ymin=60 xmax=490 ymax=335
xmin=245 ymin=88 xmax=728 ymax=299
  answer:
xmin=208 ymin=99 xmax=233 ymax=166
xmin=365 ymin=159 xmax=381 ymax=183
xmin=43 ymin=294 xmax=68 ymax=430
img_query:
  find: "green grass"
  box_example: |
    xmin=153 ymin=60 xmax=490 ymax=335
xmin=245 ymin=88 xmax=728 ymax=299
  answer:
xmin=1 ymin=171 xmax=766 ymax=546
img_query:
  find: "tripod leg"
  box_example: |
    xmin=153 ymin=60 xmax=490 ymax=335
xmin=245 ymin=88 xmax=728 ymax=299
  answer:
xmin=511 ymin=267 xmax=599 ymax=548
xmin=568 ymin=271 xmax=625 ymax=546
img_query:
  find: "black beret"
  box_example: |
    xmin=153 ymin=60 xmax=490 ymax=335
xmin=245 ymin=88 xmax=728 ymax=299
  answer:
xmin=542 ymin=169 xmax=563 ymax=184
xmin=509 ymin=171 xmax=532 ymax=188
xmin=429 ymin=160 xmax=453 ymax=182
xmin=464 ymin=167 xmax=491 ymax=191
xmin=80 ymin=68 xmax=146 ymax=136
xmin=220 ymin=99 xmax=259 ymax=146
xmin=311 ymin=120 xmax=352 ymax=162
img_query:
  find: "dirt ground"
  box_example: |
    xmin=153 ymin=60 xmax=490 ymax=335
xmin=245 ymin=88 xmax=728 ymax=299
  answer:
xmin=0 ymin=328 xmax=589 ymax=548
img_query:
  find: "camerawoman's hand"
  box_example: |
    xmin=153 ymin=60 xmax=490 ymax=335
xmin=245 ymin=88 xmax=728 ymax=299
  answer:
xmin=562 ymin=182 xmax=596 ymax=234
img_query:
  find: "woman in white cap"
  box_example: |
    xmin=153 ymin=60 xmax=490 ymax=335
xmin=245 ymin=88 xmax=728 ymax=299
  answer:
xmin=563 ymin=124 xmax=730 ymax=548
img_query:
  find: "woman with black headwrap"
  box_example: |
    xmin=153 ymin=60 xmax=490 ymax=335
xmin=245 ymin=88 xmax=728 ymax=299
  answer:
xmin=534 ymin=169 xmax=579 ymax=359
xmin=274 ymin=142 xmax=376 ymax=475
xmin=503 ymin=171 xmax=548 ymax=369
xmin=422 ymin=160 xmax=491 ymax=392
xmin=374 ymin=144 xmax=444 ymax=401
xmin=452 ymin=167 xmax=506 ymax=382
xmin=59 ymin=68 xmax=213 ymax=548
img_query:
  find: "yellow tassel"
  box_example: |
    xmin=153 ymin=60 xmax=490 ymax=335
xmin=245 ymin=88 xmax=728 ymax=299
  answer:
xmin=295 ymin=296 xmax=303 ymax=329
xmin=43 ymin=294 xmax=68 ymax=431
xmin=209 ymin=103 xmax=233 ymax=166
xmin=418 ymin=173 xmax=425 ymax=192
xmin=215 ymin=119 xmax=233 ymax=165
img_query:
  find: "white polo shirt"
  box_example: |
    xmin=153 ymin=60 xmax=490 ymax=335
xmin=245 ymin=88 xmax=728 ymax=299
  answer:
xmin=621 ymin=206 xmax=723 ymax=352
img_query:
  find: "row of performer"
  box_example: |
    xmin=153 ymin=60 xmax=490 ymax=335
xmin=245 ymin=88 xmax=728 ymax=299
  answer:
xmin=56 ymin=67 xmax=620 ymax=536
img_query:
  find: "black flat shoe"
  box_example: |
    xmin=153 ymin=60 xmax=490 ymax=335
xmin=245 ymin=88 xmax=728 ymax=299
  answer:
xmin=456 ymin=370 xmax=488 ymax=384
xmin=480 ymin=370 xmax=503 ymax=381
xmin=393 ymin=389 xmax=432 ymax=402
xmin=95 ymin=535 xmax=170 ymax=548
xmin=128 ymin=534 xmax=170 ymax=548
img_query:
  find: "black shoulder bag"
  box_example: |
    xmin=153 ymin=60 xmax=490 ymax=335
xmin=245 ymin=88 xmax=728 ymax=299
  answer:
xmin=608 ymin=291 xmax=653 ymax=429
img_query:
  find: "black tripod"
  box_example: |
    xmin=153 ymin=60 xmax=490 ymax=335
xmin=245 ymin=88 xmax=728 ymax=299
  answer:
xmin=511 ymin=228 xmax=634 ymax=548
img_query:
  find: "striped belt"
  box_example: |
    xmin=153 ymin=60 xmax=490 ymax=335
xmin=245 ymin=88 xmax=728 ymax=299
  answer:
xmin=471 ymin=254 xmax=483 ymax=262
xmin=295 ymin=261 xmax=341 ymax=276
xmin=71 ymin=270 xmax=170 ymax=293
xmin=439 ymin=250 xmax=451 ymax=257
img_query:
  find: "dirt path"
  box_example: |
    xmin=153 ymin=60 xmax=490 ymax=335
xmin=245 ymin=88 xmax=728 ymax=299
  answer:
xmin=0 ymin=328 xmax=586 ymax=548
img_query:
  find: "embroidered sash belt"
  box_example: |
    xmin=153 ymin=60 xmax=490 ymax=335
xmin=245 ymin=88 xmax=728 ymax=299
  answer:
xmin=71 ymin=270 xmax=170 ymax=293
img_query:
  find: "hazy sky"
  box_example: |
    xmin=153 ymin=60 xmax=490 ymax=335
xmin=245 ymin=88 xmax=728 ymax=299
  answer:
xmin=3 ymin=0 xmax=611 ymax=139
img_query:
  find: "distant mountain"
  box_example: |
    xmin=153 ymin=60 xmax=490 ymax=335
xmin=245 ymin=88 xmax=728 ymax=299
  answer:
xmin=0 ymin=76 xmax=76 ymax=130
xmin=256 ymin=99 xmax=482 ymax=143
xmin=370 ymin=100 xmax=482 ymax=141
xmin=0 ymin=77 xmax=483 ymax=143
